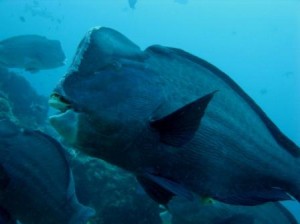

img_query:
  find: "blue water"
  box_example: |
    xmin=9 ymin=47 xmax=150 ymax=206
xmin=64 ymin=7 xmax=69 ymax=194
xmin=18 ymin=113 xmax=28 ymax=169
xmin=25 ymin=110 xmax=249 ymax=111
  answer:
xmin=0 ymin=0 xmax=299 ymax=222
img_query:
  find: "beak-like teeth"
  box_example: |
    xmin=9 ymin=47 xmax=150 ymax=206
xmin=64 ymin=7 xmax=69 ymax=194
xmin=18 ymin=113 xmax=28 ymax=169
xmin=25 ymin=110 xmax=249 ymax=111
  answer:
xmin=49 ymin=93 xmax=71 ymax=112
xmin=49 ymin=109 xmax=78 ymax=145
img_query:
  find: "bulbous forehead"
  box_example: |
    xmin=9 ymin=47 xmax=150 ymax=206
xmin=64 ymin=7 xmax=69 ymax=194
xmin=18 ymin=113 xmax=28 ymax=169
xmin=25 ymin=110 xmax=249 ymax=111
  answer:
xmin=52 ymin=26 xmax=159 ymax=114
xmin=65 ymin=26 xmax=145 ymax=78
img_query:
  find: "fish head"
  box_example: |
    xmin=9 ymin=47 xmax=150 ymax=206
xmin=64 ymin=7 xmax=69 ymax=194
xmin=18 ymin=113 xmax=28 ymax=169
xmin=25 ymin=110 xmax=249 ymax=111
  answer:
xmin=49 ymin=27 xmax=163 ymax=158
xmin=44 ymin=39 xmax=66 ymax=68
xmin=0 ymin=35 xmax=66 ymax=70
xmin=29 ymin=39 xmax=66 ymax=70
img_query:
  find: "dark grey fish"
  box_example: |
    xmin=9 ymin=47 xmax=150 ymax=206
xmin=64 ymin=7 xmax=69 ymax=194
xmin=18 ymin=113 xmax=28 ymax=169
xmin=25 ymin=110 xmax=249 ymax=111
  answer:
xmin=128 ymin=0 xmax=138 ymax=9
xmin=49 ymin=27 xmax=300 ymax=207
xmin=169 ymin=196 xmax=298 ymax=224
xmin=19 ymin=16 xmax=26 ymax=23
xmin=0 ymin=35 xmax=65 ymax=72
xmin=0 ymin=66 xmax=48 ymax=128
xmin=0 ymin=119 xmax=95 ymax=224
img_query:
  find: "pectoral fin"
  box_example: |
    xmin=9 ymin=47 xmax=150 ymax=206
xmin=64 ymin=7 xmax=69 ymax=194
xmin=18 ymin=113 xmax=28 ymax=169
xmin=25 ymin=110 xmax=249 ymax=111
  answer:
xmin=136 ymin=172 xmax=193 ymax=205
xmin=137 ymin=175 xmax=174 ymax=205
xmin=150 ymin=91 xmax=217 ymax=147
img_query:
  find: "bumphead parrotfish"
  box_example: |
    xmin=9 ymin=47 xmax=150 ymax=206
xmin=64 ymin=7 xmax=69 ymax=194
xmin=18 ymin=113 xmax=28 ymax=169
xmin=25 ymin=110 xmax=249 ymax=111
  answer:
xmin=0 ymin=35 xmax=65 ymax=73
xmin=49 ymin=26 xmax=300 ymax=207
xmin=0 ymin=119 xmax=95 ymax=224
xmin=128 ymin=0 xmax=138 ymax=9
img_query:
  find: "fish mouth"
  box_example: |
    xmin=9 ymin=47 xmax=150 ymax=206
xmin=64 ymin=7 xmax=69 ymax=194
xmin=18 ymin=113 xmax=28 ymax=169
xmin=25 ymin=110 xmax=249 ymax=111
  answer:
xmin=48 ymin=92 xmax=72 ymax=112
xmin=48 ymin=93 xmax=79 ymax=146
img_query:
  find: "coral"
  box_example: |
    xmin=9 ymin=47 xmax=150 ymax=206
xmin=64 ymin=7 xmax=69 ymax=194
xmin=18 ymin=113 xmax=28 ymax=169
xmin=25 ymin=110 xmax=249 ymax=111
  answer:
xmin=71 ymin=156 xmax=162 ymax=224
xmin=0 ymin=92 xmax=18 ymax=124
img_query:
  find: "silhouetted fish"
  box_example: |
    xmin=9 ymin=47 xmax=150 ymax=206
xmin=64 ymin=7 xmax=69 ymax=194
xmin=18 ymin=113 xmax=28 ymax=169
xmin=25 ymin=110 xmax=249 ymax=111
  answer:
xmin=49 ymin=26 xmax=300 ymax=207
xmin=0 ymin=119 xmax=95 ymax=224
xmin=0 ymin=35 xmax=65 ymax=73
xmin=128 ymin=0 xmax=138 ymax=9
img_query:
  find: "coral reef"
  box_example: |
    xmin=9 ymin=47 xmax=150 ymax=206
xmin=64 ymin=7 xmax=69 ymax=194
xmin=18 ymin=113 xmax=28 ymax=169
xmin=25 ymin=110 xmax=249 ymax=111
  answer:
xmin=0 ymin=66 xmax=48 ymax=129
xmin=72 ymin=156 xmax=162 ymax=224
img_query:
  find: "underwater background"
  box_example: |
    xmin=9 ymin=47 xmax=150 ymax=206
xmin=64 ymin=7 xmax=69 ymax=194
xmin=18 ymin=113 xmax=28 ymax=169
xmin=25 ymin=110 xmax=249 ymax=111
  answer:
xmin=0 ymin=0 xmax=299 ymax=223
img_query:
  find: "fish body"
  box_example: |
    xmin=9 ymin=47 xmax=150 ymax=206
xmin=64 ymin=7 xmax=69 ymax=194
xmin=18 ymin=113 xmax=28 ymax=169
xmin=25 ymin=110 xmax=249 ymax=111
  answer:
xmin=0 ymin=66 xmax=48 ymax=128
xmin=49 ymin=27 xmax=300 ymax=206
xmin=0 ymin=35 xmax=65 ymax=72
xmin=128 ymin=0 xmax=138 ymax=9
xmin=0 ymin=119 xmax=95 ymax=224
xmin=169 ymin=197 xmax=298 ymax=224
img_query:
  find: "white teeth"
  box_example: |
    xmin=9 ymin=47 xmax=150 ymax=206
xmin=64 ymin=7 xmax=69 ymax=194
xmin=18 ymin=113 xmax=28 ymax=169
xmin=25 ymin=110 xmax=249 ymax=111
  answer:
xmin=49 ymin=109 xmax=78 ymax=145
xmin=48 ymin=96 xmax=70 ymax=112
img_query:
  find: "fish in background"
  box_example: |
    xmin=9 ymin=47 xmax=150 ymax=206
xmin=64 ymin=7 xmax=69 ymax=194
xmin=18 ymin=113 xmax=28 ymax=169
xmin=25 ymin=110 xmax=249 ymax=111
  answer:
xmin=168 ymin=196 xmax=298 ymax=224
xmin=49 ymin=27 xmax=300 ymax=207
xmin=127 ymin=0 xmax=188 ymax=8
xmin=128 ymin=0 xmax=138 ymax=9
xmin=0 ymin=35 xmax=66 ymax=73
xmin=0 ymin=66 xmax=48 ymax=129
xmin=0 ymin=119 xmax=95 ymax=224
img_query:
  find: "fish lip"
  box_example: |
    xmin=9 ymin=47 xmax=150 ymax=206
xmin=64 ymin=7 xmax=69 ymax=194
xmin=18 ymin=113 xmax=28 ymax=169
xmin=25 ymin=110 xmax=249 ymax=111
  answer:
xmin=48 ymin=110 xmax=69 ymax=119
xmin=48 ymin=92 xmax=72 ymax=112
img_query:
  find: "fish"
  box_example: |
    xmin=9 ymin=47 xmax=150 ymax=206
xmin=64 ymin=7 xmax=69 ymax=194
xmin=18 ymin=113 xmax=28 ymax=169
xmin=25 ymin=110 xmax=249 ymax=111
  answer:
xmin=19 ymin=16 xmax=26 ymax=23
xmin=49 ymin=26 xmax=300 ymax=207
xmin=0 ymin=119 xmax=95 ymax=224
xmin=168 ymin=196 xmax=298 ymax=224
xmin=128 ymin=0 xmax=138 ymax=9
xmin=0 ymin=35 xmax=65 ymax=73
xmin=0 ymin=66 xmax=48 ymax=128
